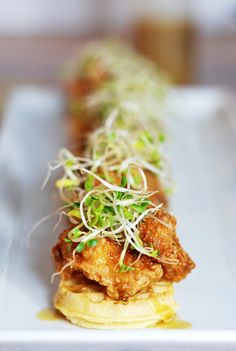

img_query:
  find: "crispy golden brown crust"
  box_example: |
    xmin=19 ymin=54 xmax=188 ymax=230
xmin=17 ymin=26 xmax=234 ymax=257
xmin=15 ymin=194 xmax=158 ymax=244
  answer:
xmin=53 ymin=230 xmax=163 ymax=301
xmin=140 ymin=210 xmax=195 ymax=282
xmin=52 ymin=210 xmax=195 ymax=301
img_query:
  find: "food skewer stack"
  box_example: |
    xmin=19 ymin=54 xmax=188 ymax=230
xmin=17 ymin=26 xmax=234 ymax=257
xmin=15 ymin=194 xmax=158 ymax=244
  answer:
xmin=50 ymin=40 xmax=195 ymax=329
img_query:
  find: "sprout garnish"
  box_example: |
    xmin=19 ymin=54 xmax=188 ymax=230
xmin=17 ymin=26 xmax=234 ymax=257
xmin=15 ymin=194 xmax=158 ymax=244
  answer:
xmin=47 ymin=167 xmax=178 ymax=277
xmin=65 ymin=40 xmax=169 ymax=131
xmin=41 ymin=110 xmax=176 ymax=273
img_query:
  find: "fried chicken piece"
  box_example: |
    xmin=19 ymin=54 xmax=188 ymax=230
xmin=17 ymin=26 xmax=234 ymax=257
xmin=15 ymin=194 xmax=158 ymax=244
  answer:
xmin=53 ymin=210 xmax=195 ymax=300
xmin=139 ymin=210 xmax=195 ymax=282
xmin=52 ymin=229 xmax=163 ymax=301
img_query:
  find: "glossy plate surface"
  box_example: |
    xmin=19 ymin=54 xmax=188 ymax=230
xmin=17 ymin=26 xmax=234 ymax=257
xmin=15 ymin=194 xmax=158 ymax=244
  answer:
xmin=0 ymin=87 xmax=235 ymax=350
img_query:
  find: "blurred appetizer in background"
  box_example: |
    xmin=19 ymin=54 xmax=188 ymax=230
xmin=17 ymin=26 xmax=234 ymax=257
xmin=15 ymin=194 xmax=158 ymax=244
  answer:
xmin=62 ymin=40 xmax=172 ymax=205
xmin=47 ymin=40 xmax=195 ymax=329
xmin=63 ymin=40 xmax=169 ymax=148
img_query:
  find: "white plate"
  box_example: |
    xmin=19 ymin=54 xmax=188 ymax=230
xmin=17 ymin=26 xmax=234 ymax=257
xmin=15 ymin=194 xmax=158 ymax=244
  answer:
xmin=0 ymin=87 xmax=236 ymax=350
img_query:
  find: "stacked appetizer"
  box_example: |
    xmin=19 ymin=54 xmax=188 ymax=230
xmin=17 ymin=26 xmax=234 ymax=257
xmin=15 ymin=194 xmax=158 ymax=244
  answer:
xmin=51 ymin=41 xmax=195 ymax=329
xmin=64 ymin=41 xmax=168 ymax=151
